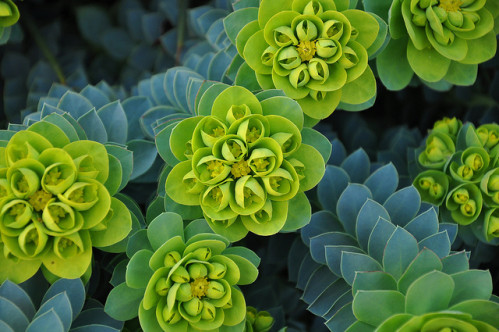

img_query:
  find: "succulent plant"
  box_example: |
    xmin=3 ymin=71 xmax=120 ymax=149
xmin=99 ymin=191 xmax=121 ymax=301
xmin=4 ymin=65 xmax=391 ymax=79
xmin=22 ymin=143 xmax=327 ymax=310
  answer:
xmin=0 ymin=116 xmax=132 ymax=283
xmin=105 ymin=213 xmax=260 ymax=332
xmin=244 ymin=307 xmax=274 ymax=332
xmin=156 ymin=84 xmax=329 ymax=241
xmin=411 ymin=117 xmax=499 ymax=244
xmin=289 ymin=143 xmax=460 ymax=330
xmin=0 ymin=275 xmax=123 ymax=331
xmin=224 ymin=0 xmax=387 ymax=121
xmin=364 ymin=0 xmax=499 ymax=90
xmin=346 ymin=252 xmax=499 ymax=331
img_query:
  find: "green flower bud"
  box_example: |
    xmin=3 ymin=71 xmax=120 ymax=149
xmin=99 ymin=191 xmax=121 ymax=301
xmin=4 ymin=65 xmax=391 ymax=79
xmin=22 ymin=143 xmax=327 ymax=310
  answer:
xmin=254 ymin=311 xmax=274 ymax=332
xmin=58 ymin=182 xmax=99 ymax=211
xmin=433 ymin=27 xmax=455 ymax=46
xmin=349 ymin=27 xmax=358 ymax=41
xmin=208 ymin=262 xmax=227 ymax=279
xmin=289 ymin=64 xmax=310 ymax=89
xmin=447 ymin=10 xmax=463 ymax=26
xmin=464 ymin=153 xmax=484 ymax=172
xmin=171 ymin=266 xmax=190 ymax=283
xmin=206 ymin=281 xmax=225 ymax=299
xmin=296 ymin=19 xmax=318 ymax=41
xmin=322 ymin=20 xmax=343 ymax=40
xmin=418 ymin=176 xmax=434 ymax=190
xmin=53 ymin=233 xmax=84 ymax=259
xmin=183 ymin=297 xmax=203 ymax=316
xmin=419 ymin=0 xmax=437 ymax=9
xmin=338 ymin=46 xmax=359 ymax=69
xmin=453 ymin=188 xmax=469 ymax=204
xmin=0 ymin=200 xmax=33 ymax=235
xmin=164 ymin=251 xmax=182 ymax=267
xmin=273 ymin=26 xmax=298 ymax=48
xmin=184 ymin=140 xmax=193 ymax=159
xmin=433 ymin=117 xmax=461 ymax=136
xmin=428 ymin=182 xmax=445 ymax=199
xmin=155 ymin=277 xmax=170 ymax=296
xmin=488 ymin=175 xmax=499 ymax=192
xmin=456 ymin=165 xmax=474 ymax=180
xmin=177 ymin=282 xmax=194 ymax=302
xmin=433 ymin=6 xmax=448 ymax=22
xmin=316 ymin=39 xmax=339 ymax=59
xmin=163 ymin=306 xmax=182 ymax=325
xmin=201 ymin=300 xmax=217 ymax=320
xmin=188 ymin=263 xmax=208 ymax=279
xmin=309 ymin=89 xmax=327 ymax=102
xmin=303 ymin=0 xmax=323 ymax=15
xmin=192 ymin=247 xmax=212 ymax=261
xmin=19 ymin=222 xmax=48 ymax=257
xmin=460 ymin=199 xmax=476 ymax=217
xmin=412 ymin=11 xmax=427 ymax=26
xmin=10 ymin=168 xmax=40 ymax=198
xmin=0 ymin=0 xmax=19 ymax=27
xmin=308 ymin=58 xmax=329 ymax=82
xmin=261 ymin=46 xmax=277 ymax=66
xmin=487 ymin=214 xmax=499 ymax=237
xmin=277 ymin=46 xmax=302 ymax=70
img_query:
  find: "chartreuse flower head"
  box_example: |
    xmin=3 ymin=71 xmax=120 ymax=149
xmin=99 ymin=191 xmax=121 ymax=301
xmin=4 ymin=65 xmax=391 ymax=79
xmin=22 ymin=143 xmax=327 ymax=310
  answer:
xmin=0 ymin=119 xmax=132 ymax=283
xmin=412 ymin=118 xmax=499 ymax=244
xmin=368 ymin=0 xmax=499 ymax=89
xmin=224 ymin=0 xmax=386 ymax=121
xmin=157 ymin=84 xmax=329 ymax=242
xmin=105 ymin=214 xmax=260 ymax=332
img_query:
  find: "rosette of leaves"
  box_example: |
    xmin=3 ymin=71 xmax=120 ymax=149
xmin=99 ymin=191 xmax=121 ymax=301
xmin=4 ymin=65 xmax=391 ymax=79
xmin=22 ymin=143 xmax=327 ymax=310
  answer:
xmin=364 ymin=0 xmax=499 ymax=90
xmin=105 ymin=213 xmax=260 ymax=331
xmin=224 ymin=0 xmax=387 ymax=121
xmin=0 ymin=276 xmax=123 ymax=331
xmin=157 ymin=84 xmax=329 ymax=241
xmin=288 ymin=144 xmax=460 ymax=330
xmin=411 ymin=117 xmax=499 ymax=244
xmin=21 ymin=84 xmax=164 ymax=187
xmin=0 ymin=117 xmax=133 ymax=283
xmin=346 ymin=255 xmax=499 ymax=331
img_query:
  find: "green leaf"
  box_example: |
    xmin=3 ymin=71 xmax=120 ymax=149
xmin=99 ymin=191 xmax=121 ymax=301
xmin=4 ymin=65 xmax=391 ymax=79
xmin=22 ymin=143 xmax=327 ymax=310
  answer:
xmin=243 ymin=30 xmax=273 ymax=75
xmin=340 ymin=67 xmax=376 ymax=105
xmin=126 ymin=249 xmax=154 ymax=289
xmin=290 ymin=143 xmax=325 ymax=191
xmin=90 ymin=197 xmax=132 ymax=248
xmin=301 ymin=127 xmax=332 ymax=163
xmin=0 ymin=251 xmax=41 ymax=283
xmin=260 ymin=96 xmax=304 ymax=130
xmin=407 ymin=40 xmax=451 ymax=82
xmin=64 ymin=140 xmax=109 ymax=184
xmin=211 ymin=86 xmax=262 ymax=121
xmin=397 ymin=249 xmax=443 ymax=294
xmin=258 ymin=0 xmax=292 ymax=28
xmin=353 ymin=290 xmax=405 ymax=326
xmin=342 ymin=10 xmax=380 ymax=50
xmin=425 ymin=26 xmax=467 ymax=62
xmin=405 ymin=270 xmax=454 ymax=315
xmin=450 ymin=270 xmax=493 ymax=306
xmin=441 ymin=251 xmax=469 ymax=274
xmin=341 ymin=252 xmax=383 ymax=285
xmin=103 ymin=154 xmax=122 ymax=196
xmin=460 ymin=31 xmax=497 ymax=65
xmin=222 ymin=287 xmax=247 ymax=326
xmin=28 ymin=121 xmax=70 ymax=148
xmin=352 ymin=271 xmax=398 ymax=294
xmin=104 ymin=283 xmax=144 ymax=321
xmin=224 ymin=8 xmax=259 ymax=46
xmin=235 ymin=62 xmax=262 ymax=91
xmin=362 ymin=0 xmax=392 ymax=22
xmin=147 ymin=212 xmax=184 ymax=250
xmin=236 ymin=21 xmax=262 ymax=58
xmin=26 ymin=310 xmax=64 ymax=332
xmin=224 ymin=254 xmax=259 ymax=285
xmin=164 ymin=161 xmax=200 ymax=206
xmin=382 ymin=227 xmax=419 ymax=280
xmin=449 ymin=300 xmax=499 ymax=329
xmin=377 ymin=37 xmax=414 ymax=91
xmin=281 ymin=192 xmax=312 ymax=232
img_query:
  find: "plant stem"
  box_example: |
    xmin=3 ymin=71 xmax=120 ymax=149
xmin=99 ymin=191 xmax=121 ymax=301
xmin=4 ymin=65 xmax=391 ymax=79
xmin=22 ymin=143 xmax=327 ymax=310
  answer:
xmin=21 ymin=10 xmax=66 ymax=84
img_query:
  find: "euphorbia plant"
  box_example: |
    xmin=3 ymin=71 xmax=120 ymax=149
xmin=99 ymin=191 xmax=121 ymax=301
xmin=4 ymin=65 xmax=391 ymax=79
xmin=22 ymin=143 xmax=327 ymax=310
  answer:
xmin=0 ymin=119 xmax=132 ymax=283
xmin=412 ymin=118 xmax=499 ymax=244
xmin=105 ymin=213 xmax=260 ymax=332
xmin=156 ymin=84 xmax=328 ymax=242
xmin=365 ymin=0 xmax=499 ymax=89
xmin=224 ymin=0 xmax=386 ymax=121
xmin=0 ymin=0 xmax=19 ymax=27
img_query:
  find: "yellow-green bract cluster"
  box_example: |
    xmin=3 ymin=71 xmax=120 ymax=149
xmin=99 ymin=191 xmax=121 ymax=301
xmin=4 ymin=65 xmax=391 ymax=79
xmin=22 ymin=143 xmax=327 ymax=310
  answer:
xmin=414 ymin=117 xmax=499 ymax=242
xmin=162 ymin=85 xmax=326 ymax=242
xmin=229 ymin=0 xmax=382 ymax=120
xmin=0 ymin=121 xmax=131 ymax=283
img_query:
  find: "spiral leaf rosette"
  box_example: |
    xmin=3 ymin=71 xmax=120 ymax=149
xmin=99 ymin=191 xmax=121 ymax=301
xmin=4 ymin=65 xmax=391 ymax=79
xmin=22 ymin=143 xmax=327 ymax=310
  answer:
xmin=158 ymin=85 xmax=328 ymax=242
xmin=412 ymin=118 xmax=499 ymax=243
xmin=348 ymin=263 xmax=499 ymax=331
xmin=224 ymin=0 xmax=384 ymax=120
xmin=0 ymin=121 xmax=132 ymax=283
xmin=105 ymin=214 xmax=260 ymax=332
xmin=372 ymin=0 xmax=499 ymax=89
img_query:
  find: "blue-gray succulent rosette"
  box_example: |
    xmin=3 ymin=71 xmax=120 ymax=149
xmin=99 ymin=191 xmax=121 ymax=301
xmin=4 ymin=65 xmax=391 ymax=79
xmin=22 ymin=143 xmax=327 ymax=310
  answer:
xmin=156 ymin=85 xmax=329 ymax=242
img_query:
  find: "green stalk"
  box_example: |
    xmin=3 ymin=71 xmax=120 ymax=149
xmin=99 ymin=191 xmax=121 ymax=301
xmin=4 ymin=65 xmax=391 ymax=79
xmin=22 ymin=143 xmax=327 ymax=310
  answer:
xmin=21 ymin=10 xmax=66 ymax=84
